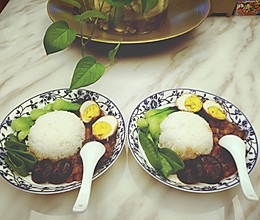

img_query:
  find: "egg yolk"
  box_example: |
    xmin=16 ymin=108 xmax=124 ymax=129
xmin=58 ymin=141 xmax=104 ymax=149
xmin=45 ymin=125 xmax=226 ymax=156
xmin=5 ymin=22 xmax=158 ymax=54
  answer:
xmin=184 ymin=95 xmax=202 ymax=112
xmin=92 ymin=121 xmax=112 ymax=139
xmin=82 ymin=104 xmax=100 ymax=122
xmin=208 ymin=106 xmax=226 ymax=120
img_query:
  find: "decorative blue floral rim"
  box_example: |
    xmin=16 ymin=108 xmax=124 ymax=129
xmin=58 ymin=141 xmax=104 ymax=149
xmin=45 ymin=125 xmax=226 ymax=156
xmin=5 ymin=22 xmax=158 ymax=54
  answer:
xmin=127 ymin=88 xmax=258 ymax=193
xmin=0 ymin=88 xmax=126 ymax=194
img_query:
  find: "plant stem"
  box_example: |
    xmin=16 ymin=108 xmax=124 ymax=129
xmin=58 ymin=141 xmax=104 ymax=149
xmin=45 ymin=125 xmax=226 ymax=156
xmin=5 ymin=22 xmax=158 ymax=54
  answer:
xmin=80 ymin=21 xmax=85 ymax=57
xmin=80 ymin=0 xmax=106 ymax=57
xmin=82 ymin=0 xmax=88 ymax=11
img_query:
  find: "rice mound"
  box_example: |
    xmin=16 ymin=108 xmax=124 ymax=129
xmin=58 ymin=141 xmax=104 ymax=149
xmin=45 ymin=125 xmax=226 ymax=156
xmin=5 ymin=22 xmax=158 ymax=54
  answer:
xmin=159 ymin=111 xmax=213 ymax=160
xmin=28 ymin=111 xmax=85 ymax=161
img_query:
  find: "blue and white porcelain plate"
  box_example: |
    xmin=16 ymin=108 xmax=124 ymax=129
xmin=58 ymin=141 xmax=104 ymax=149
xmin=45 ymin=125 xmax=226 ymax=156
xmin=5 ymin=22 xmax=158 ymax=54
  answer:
xmin=0 ymin=89 xmax=126 ymax=194
xmin=127 ymin=88 xmax=258 ymax=193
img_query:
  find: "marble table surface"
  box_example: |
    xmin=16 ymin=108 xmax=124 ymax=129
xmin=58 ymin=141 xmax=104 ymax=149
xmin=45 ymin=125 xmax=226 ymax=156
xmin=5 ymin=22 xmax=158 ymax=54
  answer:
xmin=1 ymin=0 xmax=260 ymax=219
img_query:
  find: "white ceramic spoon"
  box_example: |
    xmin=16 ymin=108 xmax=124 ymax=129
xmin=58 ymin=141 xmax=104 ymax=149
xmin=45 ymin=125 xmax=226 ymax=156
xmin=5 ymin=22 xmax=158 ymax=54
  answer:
xmin=73 ymin=141 xmax=106 ymax=213
xmin=219 ymin=135 xmax=258 ymax=201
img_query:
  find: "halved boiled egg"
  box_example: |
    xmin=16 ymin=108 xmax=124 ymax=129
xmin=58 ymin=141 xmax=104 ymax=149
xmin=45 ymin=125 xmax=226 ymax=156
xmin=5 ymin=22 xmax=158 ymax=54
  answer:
xmin=176 ymin=93 xmax=203 ymax=112
xmin=80 ymin=100 xmax=101 ymax=123
xmin=203 ymin=100 xmax=226 ymax=120
xmin=92 ymin=115 xmax=118 ymax=140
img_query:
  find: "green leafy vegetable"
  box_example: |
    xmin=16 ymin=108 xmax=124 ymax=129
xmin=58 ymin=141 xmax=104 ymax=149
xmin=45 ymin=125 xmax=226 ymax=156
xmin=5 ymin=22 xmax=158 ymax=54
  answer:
xmin=17 ymin=128 xmax=30 ymax=142
xmin=11 ymin=117 xmax=34 ymax=132
xmin=44 ymin=103 xmax=53 ymax=111
xmin=30 ymin=109 xmax=52 ymax=120
xmin=52 ymin=98 xmax=81 ymax=111
xmin=137 ymin=118 xmax=148 ymax=131
xmin=145 ymin=109 xmax=176 ymax=144
xmin=137 ymin=106 xmax=184 ymax=178
xmin=43 ymin=20 xmax=77 ymax=55
xmin=145 ymin=106 xmax=173 ymax=118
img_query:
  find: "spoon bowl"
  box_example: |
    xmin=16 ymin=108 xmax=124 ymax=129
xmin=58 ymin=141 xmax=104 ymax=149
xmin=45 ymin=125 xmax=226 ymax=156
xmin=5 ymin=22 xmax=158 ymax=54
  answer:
xmin=219 ymin=135 xmax=258 ymax=201
xmin=73 ymin=141 xmax=106 ymax=213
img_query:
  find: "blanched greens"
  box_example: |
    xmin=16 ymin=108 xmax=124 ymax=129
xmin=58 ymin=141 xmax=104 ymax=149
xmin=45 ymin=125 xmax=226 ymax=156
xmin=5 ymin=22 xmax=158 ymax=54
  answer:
xmin=137 ymin=106 xmax=184 ymax=178
xmin=4 ymin=98 xmax=81 ymax=177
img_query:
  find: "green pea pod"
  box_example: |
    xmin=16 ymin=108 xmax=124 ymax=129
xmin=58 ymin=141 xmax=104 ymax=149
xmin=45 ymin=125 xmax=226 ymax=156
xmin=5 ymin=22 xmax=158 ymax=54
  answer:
xmin=8 ymin=149 xmax=37 ymax=171
xmin=158 ymin=152 xmax=174 ymax=178
xmin=5 ymin=152 xmax=29 ymax=177
xmin=139 ymin=131 xmax=162 ymax=170
xmin=159 ymin=148 xmax=184 ymax=173
xmin=9 ymin=133 xmax=19 ymax=142
xmin=4 ymin=139 xmax=27 ymax=151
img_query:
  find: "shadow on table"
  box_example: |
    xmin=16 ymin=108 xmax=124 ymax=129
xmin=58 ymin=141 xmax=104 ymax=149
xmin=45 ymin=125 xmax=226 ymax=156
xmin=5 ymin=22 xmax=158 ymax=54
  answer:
xmin=127 ymin=146 xmax=242 ymax=220
xmin=77 ymin=29 xmax=196 ymax=60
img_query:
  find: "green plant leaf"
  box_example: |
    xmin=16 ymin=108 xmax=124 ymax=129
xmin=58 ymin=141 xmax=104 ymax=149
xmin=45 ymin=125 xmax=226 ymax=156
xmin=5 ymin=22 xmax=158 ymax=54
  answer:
xmin=108 ymin=6 xmax=125 ymax=29
xmin=69 ymin=56 xmax=105 ymax=91
xmin=141 ymin=0 xmax=158 ymax=14
xmin=105 ymin=0 xmax=133 ymax=7
xmin=62 ymin=0 xmax=81 ymax=9
xmin=75 ymin=10 xmax=107 ymax=22
xmin=108 ymin=41 xmax=121 ymax=62
xmin=43 ymin=21 xmax=76 ymax=55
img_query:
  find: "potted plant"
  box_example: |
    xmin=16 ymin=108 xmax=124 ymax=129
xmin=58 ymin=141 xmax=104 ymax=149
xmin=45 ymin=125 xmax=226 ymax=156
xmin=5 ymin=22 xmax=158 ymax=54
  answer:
xmin=43 ymin=0 xmax=169 ymax=91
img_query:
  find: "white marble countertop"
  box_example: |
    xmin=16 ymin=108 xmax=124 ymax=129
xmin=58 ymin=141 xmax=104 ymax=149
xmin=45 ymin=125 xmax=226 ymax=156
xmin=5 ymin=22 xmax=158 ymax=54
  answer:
xmin=1 ymin=0 xmax=260 ymax=219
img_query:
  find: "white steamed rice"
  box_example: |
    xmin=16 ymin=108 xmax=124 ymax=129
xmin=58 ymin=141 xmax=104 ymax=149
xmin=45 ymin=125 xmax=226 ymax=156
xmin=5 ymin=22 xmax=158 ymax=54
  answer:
xmin=28 ymin=111 xmax=85 ymax=160
xmin=159 ymin=111 xmax=213 ymax=160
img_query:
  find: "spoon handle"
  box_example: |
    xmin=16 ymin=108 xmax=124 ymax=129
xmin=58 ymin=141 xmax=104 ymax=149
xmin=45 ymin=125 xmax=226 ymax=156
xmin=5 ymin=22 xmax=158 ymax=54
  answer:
xmin=73 ymin=152 xmax=102 ymax=213
xmin=234 ymin=151 xmax=259 ymax=201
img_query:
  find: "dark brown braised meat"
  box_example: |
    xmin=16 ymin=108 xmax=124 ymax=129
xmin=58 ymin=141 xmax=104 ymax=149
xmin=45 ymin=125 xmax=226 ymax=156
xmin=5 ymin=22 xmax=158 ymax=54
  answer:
xmin=177 ymin=155 xmax=224 ymax=184
xmin=32 ymin=159 xmax=53 ymax=184
xmin=177 ymin=116 xmax=246 ymax=185
xmin=209 ymin=118 xmax=247 ymax=146
xmin=176 ymin=159 xmax=199 ymax=184
xmin=32 ymin=158 xmax=73 ymax=184
xmin=211 ymin=145 xmax=237 ymax=178
xmin=49 ymin=159 xmax=73 ymax=184
xmin=31 ymin=110 xmax=117 ymax=184
xmin=209 ymin=117 xmax=245 ymax=178
xmin=196 ymin=155 xmax=224 ymax=183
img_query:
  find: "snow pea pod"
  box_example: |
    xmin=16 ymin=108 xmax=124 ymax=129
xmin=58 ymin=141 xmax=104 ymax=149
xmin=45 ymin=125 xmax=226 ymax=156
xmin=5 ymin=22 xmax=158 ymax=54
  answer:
xmin=159 ymin=148 xmax=184 ymax=173
xmin=139 ymin=131 xmax=162 ymax=170
xmin=158 ymin=152 xmax=173 ymax=178
xmin=4 ymin=138 xmax=27 ymax=151
xmin=4 ymin=152 xmax=28 ymax=177
xmin=8 ymin=148 xmax=37 ymax=171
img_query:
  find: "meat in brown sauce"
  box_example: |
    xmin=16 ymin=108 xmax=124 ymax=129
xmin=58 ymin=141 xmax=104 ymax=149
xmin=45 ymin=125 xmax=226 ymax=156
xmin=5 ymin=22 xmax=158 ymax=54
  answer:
xmin=31 ymin=110 xmax=117 ymax=184
xmin=177 ymin=116 xmax=247 ymax=184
